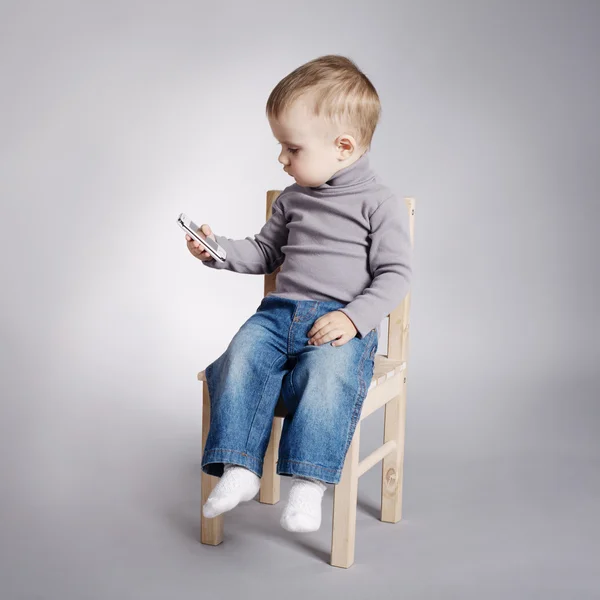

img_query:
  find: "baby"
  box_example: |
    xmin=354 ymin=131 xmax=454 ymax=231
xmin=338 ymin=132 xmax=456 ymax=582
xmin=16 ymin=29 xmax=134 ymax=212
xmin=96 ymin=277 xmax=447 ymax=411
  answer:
xmin=185 ymin=55 xmax=412 ymax=532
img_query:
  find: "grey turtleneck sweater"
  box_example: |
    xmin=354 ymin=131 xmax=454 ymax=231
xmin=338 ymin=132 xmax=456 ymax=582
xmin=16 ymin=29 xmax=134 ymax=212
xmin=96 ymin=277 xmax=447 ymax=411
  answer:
xmin=202 ymin=150 xmax=412 ymax=339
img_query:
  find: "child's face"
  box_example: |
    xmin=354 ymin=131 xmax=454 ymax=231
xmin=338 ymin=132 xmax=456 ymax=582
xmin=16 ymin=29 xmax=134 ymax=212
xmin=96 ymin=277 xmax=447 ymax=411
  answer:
xmin=268 ymin=96 xmax=357 ymax=188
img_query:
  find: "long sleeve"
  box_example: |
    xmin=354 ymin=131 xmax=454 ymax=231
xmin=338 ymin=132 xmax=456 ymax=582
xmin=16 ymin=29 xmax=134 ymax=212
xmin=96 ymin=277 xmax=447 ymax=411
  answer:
xmin=202 ymin=195 xmax=288 ymax=275
xmin=338 ymin=195 xmax=413 ymax=339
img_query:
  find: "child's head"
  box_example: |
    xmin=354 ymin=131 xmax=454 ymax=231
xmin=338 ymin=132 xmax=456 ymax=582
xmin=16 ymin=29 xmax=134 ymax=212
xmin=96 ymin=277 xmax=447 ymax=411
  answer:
xmin=266 ymin=55 xmax=381 ymax=188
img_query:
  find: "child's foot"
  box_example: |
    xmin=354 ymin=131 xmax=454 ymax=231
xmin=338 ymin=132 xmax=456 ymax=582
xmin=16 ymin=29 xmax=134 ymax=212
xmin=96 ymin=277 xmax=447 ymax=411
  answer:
xmin=202 ymin=463 xmax=261 ymax=518
xmin=280 ymin=475 xmax=327 ymax=532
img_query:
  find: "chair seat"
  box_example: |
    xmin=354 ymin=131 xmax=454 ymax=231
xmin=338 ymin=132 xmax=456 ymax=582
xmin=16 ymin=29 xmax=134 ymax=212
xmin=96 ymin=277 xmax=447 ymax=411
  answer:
xmin=198 ymin=354 xmax=406 ymax=417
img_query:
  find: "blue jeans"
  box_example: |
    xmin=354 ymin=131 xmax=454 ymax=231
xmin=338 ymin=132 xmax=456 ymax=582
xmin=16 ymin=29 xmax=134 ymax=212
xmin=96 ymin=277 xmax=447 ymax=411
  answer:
xmin=202 ymin=296 xmax=379 ymax=484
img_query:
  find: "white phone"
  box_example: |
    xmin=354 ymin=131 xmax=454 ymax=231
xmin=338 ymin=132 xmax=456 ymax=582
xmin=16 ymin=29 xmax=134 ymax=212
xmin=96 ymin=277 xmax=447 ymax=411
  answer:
xmin=177 ymin=213 xmax=227 ymax=262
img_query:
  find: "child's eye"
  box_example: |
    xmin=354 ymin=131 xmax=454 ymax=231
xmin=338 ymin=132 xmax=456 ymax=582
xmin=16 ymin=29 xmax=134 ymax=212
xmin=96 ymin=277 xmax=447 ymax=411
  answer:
xmin=287 ymin=147 xmax=299 ymax=154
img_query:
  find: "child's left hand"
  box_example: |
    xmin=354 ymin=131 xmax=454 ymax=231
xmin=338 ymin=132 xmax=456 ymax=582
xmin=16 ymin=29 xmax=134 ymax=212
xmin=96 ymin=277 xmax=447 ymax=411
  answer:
xmin=307 ymin=311 xmax=358 ymax=347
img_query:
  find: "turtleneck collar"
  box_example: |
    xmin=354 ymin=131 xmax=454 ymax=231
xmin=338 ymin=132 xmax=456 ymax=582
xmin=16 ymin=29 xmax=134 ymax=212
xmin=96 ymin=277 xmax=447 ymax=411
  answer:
xmin=307 ymin=150 xmax=375 ymax=194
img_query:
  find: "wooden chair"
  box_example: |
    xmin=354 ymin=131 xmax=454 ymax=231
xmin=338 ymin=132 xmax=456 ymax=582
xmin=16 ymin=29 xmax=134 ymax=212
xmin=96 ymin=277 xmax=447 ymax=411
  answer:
xmin=198 ymin=191 xmax=415 ymax=568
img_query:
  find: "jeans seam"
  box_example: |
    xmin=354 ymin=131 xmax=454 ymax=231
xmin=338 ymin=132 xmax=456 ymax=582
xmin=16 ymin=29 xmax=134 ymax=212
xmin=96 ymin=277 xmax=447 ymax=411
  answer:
xmin=278 ymin=457 xmax=340 ymax=473
xmin=287 ymin=304 xmax=300 ymax=354
xmin=244 ymin=353 xmax=286 ymax=452
xmin=288 ymin=367 xmax=297 ymax=405
xmin=204 ymin=448 xmax=262 ymax=462
xmin=337 ymin=330 xmax=376 ymax=470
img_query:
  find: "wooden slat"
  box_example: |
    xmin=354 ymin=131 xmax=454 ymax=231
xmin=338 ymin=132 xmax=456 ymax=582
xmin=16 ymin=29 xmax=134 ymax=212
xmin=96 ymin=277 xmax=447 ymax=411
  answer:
xmin=368 ymin=356 xmax=405 ymax=391
xmin=360 ymin=370 xmax=405 ymax=421
xmin=380 ymin=197 xmax=414 ymax=524
xmin=357 ymin=440 xmax=397 ymax=478
xmin=264 ymin=190 xmax=281 ymax=296
xmin=381 ymin=370 xmax=408 ymax=523
xmin=200 ymin=380 xmax=223 ymax=545
xmin=331 ymin=422 xmax=360 ymax=568
xmin=259 ymin=417 xmax=281 ymax=504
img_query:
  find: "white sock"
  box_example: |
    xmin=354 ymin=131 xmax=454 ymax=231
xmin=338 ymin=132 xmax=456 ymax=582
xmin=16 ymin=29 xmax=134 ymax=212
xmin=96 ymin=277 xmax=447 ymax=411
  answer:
xmin=202 ymin=463 xmax=261 ymax=518
xmin=280 ymin=475 xmax=327 ymax=532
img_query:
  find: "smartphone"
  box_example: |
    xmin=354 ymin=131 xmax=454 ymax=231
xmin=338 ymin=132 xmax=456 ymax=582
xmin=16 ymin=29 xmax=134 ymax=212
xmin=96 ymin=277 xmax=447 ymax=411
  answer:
xmin=177 ymin=213 xmax=227 ymax=262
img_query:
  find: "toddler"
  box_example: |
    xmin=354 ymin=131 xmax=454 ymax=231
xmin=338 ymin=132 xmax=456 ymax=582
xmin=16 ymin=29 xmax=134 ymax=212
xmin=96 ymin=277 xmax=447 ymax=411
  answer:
xmin=185 ymin=55 xmax=412 ymax=532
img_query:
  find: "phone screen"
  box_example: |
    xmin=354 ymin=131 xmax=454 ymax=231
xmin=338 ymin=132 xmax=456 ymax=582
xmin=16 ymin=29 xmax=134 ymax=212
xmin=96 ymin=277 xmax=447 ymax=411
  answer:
xmin=188 ymin=219 xmax=220 ymax=253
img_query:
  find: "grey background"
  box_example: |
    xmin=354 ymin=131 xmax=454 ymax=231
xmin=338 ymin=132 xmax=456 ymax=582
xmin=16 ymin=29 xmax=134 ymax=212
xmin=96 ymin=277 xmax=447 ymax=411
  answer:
xmin=1 ymin=0 xmax=598 ymax=598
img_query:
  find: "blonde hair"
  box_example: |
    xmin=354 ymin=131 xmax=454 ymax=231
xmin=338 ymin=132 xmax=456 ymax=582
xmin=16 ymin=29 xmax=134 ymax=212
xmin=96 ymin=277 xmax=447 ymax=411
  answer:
xmin=265 ymin=55 xmax=381 ymax=152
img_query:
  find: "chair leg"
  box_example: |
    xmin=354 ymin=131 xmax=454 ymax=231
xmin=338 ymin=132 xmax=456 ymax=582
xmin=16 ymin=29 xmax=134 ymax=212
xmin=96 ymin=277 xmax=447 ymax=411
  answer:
xmin=201 ymin=380 xmax=223 ymax=545
xmin=260 ymin=416 xmax=281 ymax=504
xmin=381 ymin=370 xmax=408 ymax=523
xmin=331 ymin=422 xmax=361 ymax=569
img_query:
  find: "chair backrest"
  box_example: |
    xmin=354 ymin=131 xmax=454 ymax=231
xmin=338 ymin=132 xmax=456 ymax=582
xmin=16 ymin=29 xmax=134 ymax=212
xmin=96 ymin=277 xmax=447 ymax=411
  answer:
xmin=264 ymin=190 xmax=415 ymax=363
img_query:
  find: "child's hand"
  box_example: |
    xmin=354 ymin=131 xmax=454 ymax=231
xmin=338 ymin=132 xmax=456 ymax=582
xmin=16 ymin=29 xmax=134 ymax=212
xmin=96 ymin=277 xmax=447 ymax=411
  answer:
xmin=307 ymin=311 xmax=358 ymax=347
xmin=186 ymin=224 xmax=216 ymax=261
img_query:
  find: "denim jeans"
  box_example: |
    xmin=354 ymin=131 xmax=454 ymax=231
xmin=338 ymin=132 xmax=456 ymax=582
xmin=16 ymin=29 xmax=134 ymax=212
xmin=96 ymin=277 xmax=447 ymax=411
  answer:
xmin=202 ymin=295 xmax=379 ymax=484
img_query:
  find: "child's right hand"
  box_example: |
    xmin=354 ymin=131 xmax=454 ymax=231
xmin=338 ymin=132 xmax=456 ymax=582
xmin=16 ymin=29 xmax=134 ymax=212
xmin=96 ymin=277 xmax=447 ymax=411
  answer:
xmin=186 ymin=224 xmax=216 ymax=261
